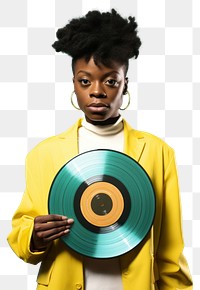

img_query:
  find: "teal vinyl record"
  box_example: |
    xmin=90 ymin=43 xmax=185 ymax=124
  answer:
xmin=48 ymin=149 xmax=155 ymax=258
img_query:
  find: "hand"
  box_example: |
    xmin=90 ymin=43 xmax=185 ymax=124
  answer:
xmin=31 ymin=214 xmax=74 ymax=251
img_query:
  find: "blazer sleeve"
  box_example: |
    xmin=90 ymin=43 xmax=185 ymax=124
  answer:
xmin=7 ymin=149 xmax=51 ymax=265
xmin=156 ymin=152 xmax=193 ymax=289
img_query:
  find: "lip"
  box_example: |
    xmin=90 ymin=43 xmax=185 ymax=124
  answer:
xmin=87 ymin=102 xmax=109 ymax=108
xmin=87 ymin=102 xmax=110 ymax=113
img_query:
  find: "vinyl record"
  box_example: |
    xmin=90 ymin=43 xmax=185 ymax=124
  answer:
xmin=48 ymin=149 xmax=155 ymax=258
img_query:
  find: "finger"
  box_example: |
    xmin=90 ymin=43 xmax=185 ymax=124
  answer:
xmin=34 ymin=219 xmax=74 ymax=232
xmin=42 ymin=229 xmax=71 ymax=243
xmin=66 ymin=218 xmax=74 ymax=224
xmin=34 ymin=215 xmax=74 ymax=228
xmin=34 ymin=214 xmax=69 ymax=224
xmin=35 ymin=225 xmax=71 ymax=240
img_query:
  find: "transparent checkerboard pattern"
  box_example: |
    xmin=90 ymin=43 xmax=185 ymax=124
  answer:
xmin=0 ymin=0 xmax=199 ymax=289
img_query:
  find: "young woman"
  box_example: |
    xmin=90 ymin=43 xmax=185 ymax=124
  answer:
xmin=8 ymin=9 xmax=192 ymax=290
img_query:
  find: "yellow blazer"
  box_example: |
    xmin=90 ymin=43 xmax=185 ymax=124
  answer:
xmin=7 ymin=119 xmax=192 ymax=290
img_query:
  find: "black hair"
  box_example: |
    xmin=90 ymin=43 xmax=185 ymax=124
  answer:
xmin=52 ymin=9 xmax=141 ymax=74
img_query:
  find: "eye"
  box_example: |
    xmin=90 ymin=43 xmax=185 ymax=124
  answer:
xmin=78 ymin=79 xmax=90 ymax=86
xmin=105 ymin=79 xmax=119 ymax=87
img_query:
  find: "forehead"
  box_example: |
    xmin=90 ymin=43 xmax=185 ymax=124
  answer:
xmin=73 ymin=57 xmax=126 ymax=76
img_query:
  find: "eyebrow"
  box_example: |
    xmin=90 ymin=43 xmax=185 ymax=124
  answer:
xmin=77 ymin=70 xmax=120 ymax=77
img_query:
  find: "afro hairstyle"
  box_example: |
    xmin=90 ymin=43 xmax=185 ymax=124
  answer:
xmin=52 ymin=9 xmax=141 ymax=73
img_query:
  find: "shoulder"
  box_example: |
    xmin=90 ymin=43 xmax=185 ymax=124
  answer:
xmin=123 ymin=119 xmax=175 ymax=157
xmin=26 ymin=119 xmax=81 ymax=160
xmin=138 ymin=129 xmax=172 ymax=149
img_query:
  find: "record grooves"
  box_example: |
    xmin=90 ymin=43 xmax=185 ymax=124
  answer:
xmin=48 ymin=149 xmax=155 ymax=258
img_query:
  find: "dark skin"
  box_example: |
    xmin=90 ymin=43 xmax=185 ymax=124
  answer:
xmin=31 ymin=215 xmax=74 ymax=251
xmin=73 ymin=57 xmax=128 ymax=125
xmin=31 ymin=56 xmax=128 ymax=251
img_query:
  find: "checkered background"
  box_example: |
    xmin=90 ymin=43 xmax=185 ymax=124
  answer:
xmin=0 ymin=0 xmax=199 ymax=289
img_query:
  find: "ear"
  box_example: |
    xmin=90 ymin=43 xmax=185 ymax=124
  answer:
xmin=123 ymin=77 xmax=129 ymax=95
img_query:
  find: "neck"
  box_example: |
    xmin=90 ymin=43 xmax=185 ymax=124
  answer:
xmin=85 ymin=115 xmax=121 ymax=126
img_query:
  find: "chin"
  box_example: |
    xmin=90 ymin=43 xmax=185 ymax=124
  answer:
xmin=85 ymin=113 xmax=120 ymax=125
xmin=86 ymin=112 xmax=107 ymax=120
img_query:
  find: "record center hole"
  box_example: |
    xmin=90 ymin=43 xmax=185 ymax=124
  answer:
xmin=91 ymin=193 xmax=113 ymax=216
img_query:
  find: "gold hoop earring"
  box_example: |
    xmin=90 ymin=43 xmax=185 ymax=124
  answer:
xmin=70 ymin=91 xmax=81 ymax=110
xmin=120 ymin=91 xmax=131 ymax=110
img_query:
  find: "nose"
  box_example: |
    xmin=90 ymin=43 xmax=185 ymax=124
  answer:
xmin=89 ymin=82 xmax=107 ymax=98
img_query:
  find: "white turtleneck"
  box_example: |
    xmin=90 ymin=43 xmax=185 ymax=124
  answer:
xmin=78 ymin=115 xmax=124 ymax=154
xmin=78 ymin=116 xmax=124 ymax=290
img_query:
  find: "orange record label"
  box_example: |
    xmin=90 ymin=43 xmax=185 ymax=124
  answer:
xmin=80 ymin=181 xmax=124 ymax=227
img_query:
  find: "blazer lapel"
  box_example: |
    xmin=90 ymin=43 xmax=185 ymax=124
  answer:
xmin=57 ymin=118 xmax=81 ymax=165
xmin=123 ymin=120 xmax=146 ymax=163
xmin=58 ymin=118 xmax=146 ymax=164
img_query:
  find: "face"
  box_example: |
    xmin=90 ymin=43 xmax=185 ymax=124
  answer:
xmin=73 ymin=57 xmax=128 ymax=125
